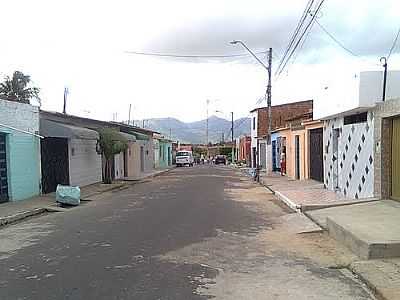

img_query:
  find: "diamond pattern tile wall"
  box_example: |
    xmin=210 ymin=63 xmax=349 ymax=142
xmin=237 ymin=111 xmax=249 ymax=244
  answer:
xmin=323 ymin=112 xmax=375 ymax=199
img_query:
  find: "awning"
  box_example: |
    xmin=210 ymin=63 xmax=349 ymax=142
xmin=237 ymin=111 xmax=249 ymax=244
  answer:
xmin=40 ymin=119 xmax=99 ymax=140
xmin=119 ymin=132 xmax=137 ymax=142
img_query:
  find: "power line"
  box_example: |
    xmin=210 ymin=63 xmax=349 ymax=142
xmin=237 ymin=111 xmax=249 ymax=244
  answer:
xmin=277 ymin=0 xmax=325 ymax=77
xmin=276 ymin=0 xmax=315 ymax=75
xmin=388 ymin=26 xmax=400 ymax=60
xmin=125 ymin=50 xmax=268 ymax=59
xmin=315 ymin=19 xmax=360 ymax=57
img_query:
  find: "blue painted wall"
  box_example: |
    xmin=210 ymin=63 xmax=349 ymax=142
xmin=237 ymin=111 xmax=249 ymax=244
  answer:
xmin=0 ymin=99 xmax=41 ymax=201
xmin=271 ymin=132 xmax=280 ymax=171
xmin=6 ymin=132 xmax=41 ymax=201
xmin=158 ymin=140 xmax=172 ymax=168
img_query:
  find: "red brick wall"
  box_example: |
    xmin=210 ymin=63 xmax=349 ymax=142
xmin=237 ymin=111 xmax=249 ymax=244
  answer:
xmin=256 ymin=100 xmax=313 ymax=137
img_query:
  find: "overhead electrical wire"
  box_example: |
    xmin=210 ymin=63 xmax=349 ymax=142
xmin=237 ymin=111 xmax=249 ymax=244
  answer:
xmin=275 ymin=0 xmax=315 ymax=75
xmin=315 ymin=19 xmax=360 ymax=57
xmin=276 ymin=0 xmax=325 ymax=77
xmin=125 ymin=50 xmax=269 ymax=59
xmin=387 ymin=26 xmax=400 ymax=60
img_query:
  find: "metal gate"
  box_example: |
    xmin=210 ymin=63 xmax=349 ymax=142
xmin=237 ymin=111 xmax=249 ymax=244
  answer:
xmin=309 ymin=128 xmax=324 ymax=182
xmin=259 ymin=143 xmax=266 ymax=169
xmin=41 ymin=138 xmax=69 ymax=193
xmin=0 ymin=133 xmax=8 ymax=203
xmin=272 ymin=141 xmax=277 ymax=171
xmin=392 ymin=118 xmax=400 ymax=200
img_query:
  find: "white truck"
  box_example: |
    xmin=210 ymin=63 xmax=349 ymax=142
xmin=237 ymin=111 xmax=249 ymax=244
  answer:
xmin=176 ymin=150 xmax=194 ymax=167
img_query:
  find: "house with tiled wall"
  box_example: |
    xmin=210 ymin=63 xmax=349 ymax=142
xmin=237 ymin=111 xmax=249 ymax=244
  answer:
xmin=0 ymin=98 xmax=41 ymax=202
xmin=319 ymin=71 xmax=400 ymax=200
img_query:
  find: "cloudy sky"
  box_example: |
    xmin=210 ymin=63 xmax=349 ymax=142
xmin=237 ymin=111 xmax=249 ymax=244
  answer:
xmin=1 ymin=0 xmax=399 ymax=122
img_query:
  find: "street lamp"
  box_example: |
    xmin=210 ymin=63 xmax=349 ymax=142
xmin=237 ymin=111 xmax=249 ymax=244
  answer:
xmin=231 ymin=40 xmax=272 ymax=172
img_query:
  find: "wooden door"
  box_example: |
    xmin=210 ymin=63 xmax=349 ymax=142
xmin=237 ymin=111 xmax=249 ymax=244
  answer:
xmin=392 ymin=118 xmax=400 ymax=200
xmin=0 ymin=133 xmax=8 ymax=203
xmin=310 ymin=128 xmax=324 ymax=182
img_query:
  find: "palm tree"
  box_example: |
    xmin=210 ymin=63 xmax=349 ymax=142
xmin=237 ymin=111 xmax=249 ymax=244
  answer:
xmin=0 ymin=71 xmax=40 ymax=105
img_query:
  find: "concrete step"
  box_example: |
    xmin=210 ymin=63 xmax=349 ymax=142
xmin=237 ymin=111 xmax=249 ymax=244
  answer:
xmin=325 ymin=200 xmax=400 ymax=259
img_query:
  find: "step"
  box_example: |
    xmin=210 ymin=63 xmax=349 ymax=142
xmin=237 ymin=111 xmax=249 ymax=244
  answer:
xmin=325 ymin=200 xmax=400 ymax=259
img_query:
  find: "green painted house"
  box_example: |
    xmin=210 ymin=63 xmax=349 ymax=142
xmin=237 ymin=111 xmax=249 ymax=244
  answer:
xmin=154 ymin=136 xmax=172 ymax=169
xmin=0 ymin=99 xmax=41 ymax=202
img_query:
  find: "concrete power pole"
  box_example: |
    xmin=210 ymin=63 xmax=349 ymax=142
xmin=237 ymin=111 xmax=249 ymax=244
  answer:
xmin=206 ymin=99 xmax=210 ymax=146
xmin=267 ymin=47 xmax=272 ymax=145
xmin=63 ymin=87 xmax=69 ymax=114
xmin=128 ymin=104 xmax=132 ymax=125
xmin=231 ymin=112 xmax=234 ymax=163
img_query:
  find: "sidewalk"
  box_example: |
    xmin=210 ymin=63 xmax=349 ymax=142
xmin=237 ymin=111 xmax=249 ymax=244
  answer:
xmin=259 ymin=172 xmax=376 ymax=212
xmin=0 ymin=181 xmax=127 ymax=227
xmin=0 ymin=167 xmax=175 ymax=227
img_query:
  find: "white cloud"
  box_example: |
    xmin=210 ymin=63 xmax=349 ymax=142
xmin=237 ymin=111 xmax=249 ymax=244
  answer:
xmin=1 ymin=0 xmax=399 ymax=122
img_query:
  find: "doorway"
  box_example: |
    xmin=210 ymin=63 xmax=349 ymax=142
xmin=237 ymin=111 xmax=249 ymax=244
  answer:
xmin=272 ymin=140 xmax=277 ymax=171
xmin=140 ymin=146 xmax=145 ymax=172
xmin=259 ymin=143 xmax=266 ymax=169
xmin=252 ymin=147 xmax=256 ymax=168
xmin=0 ymin=133 xmax=8 ymax=203
xmin=295 ymin=135 xmax=300 ymax=179
xmin=123 ymin=149 xmax=128 ymax=177
xmin=41 ymin=137 xmax=69 ymax=193
xmin=310 ymin=128 xmax=324 ymax=182
xmin=392 ymin=118 xmax=400 ymax=200
xmin=332 ymin=128 xmax=340 ymax=189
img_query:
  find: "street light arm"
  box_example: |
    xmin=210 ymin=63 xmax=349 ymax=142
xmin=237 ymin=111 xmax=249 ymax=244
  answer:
xmin=231 ymin=40 xmax=270 ymax=73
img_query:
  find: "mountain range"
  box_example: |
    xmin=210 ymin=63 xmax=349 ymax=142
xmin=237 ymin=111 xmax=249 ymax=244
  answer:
xmin=133 ymin=116 xmax=251 ymax=144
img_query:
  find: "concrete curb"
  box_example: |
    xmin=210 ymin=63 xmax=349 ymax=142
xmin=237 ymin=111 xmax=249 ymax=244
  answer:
xmin=274 ymin=191 xmax=301 ymax=212
xmin=0 ymin=208 xmax=47 ymax=227
xmin=300 ymin=198 xmax=380 ymax=212
xmin=80 ymin=183 xmax=127 ymax=200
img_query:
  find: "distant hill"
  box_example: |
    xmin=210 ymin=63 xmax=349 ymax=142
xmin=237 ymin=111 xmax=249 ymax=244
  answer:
xmin=132 ymin=116 xmax=250 ymax=144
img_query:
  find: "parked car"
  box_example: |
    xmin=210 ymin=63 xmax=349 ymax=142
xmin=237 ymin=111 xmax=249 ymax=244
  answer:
xmin=214 ymin=155 xmax=226 ymax=165
xmin=176 ymin=151 xmax=194 ymax=167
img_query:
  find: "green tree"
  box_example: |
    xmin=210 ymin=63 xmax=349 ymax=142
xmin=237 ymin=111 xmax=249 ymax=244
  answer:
xmin=96 ymin=128 xmax=128 ymax=184
xmin=0 ymin=71 xmax=41 ymax=105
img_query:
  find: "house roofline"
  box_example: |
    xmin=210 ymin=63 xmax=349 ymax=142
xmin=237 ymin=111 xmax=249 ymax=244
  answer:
xmin=319 ymin=106 xmax=374 ymax=121
xmin=249 ymin=99 xmax=313 ymax=113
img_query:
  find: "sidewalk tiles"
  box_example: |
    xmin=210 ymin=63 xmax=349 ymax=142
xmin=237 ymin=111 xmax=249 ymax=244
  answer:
xmin=259 ymin=173 xmax=377 ymax=212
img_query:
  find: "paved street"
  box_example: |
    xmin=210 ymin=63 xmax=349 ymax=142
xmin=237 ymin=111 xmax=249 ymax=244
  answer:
xmin=0 ymin=166 xmax=374 ymax=299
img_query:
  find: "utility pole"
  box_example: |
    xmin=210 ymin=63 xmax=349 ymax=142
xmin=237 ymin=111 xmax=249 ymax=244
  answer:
xmin=380 ymin=57 xmax=388 ymax=102
xmin=128 ymin=104 xmax=132 ymax=125
xmin=206 ymin=99 xmax=210 ymax=146
xmin=230 ymin=41 xmax=273 ymax=171
xmin=222 ymin=132 xmax=224 ymax=143
xmin=169 ymin=128 xmax=172 ymax=139
xmin=63 ymin=87 xmax=69 ymax=114
xmin=267 ymin=47 xmax=272 ymax=144
xmin=231 ymin=112 xmax=234 ymax=163
xmin=142 ymin=119 xmax=145 ymax=128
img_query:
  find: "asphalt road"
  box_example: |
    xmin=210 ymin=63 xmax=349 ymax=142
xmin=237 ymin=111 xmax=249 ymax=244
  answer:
xmin=0 ymin=166 xmax=374 ymax=300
